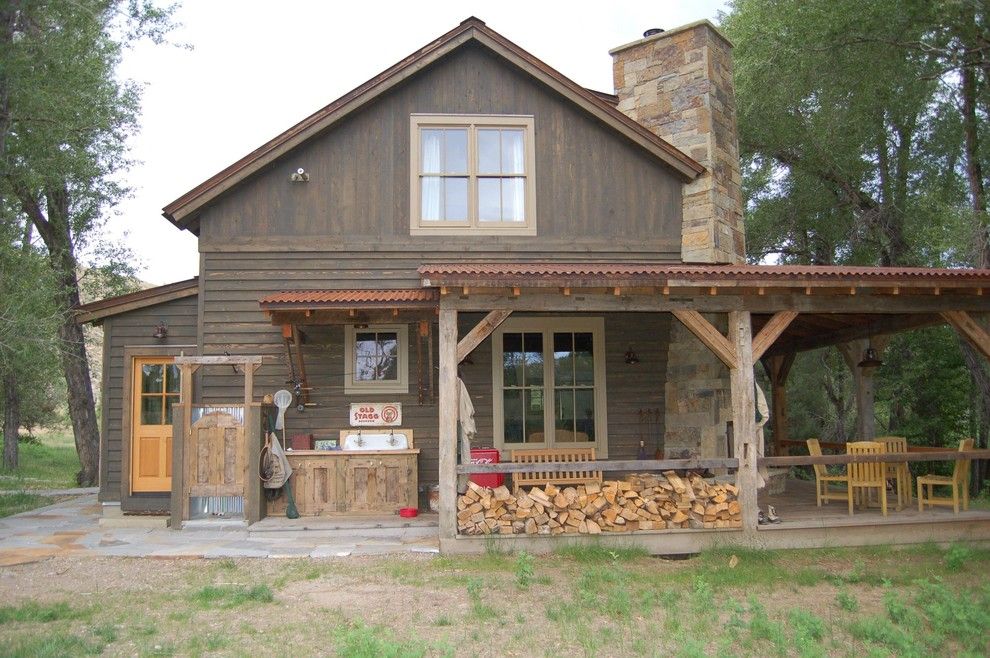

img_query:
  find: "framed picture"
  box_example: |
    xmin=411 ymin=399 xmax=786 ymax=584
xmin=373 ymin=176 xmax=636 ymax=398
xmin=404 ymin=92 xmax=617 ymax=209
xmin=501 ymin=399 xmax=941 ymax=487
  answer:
xmin=314 ymin=438 xmax=339 ymax=451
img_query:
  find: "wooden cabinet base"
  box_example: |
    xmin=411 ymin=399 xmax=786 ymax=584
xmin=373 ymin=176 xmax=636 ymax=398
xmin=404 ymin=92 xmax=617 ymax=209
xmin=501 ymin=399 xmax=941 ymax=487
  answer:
xmin=268 ymin=450 xmax=419 ymax=516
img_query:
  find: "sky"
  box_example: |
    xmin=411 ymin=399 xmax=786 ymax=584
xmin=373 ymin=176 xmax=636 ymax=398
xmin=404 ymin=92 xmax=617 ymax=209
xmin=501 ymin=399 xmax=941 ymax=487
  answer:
xmin=110 ymin=0 xmax=730 ymax=284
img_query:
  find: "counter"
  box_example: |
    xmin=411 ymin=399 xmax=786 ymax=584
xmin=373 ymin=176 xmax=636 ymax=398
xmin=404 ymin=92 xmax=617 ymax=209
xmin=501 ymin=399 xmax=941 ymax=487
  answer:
xmin=268 ymin=449 xmax=419 ymax=516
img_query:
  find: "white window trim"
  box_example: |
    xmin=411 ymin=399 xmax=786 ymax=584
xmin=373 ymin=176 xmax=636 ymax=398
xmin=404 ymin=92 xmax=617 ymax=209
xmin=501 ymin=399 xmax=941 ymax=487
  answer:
xmin=491 ymin=317 xmax=608 ymax=457
xmin=344 ymin=324 xmax=409 ymax=395
xmin=409 ymin=114 xmax=537 ymax=236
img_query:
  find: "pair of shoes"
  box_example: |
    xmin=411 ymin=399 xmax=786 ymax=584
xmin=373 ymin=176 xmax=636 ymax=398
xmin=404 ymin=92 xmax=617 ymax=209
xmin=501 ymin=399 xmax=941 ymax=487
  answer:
xmin=766 ymin=505 xmax=781 ymax=523
xmin=757 ymin=510 xmax=769 ymax=525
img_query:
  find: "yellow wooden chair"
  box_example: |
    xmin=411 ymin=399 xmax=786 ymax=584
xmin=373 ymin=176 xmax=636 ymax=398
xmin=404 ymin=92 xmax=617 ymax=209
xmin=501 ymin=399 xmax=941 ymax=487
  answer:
xmin=807 ymin=439 xmax=849 ymax=507
xmin=847 ymin=441 xmax=888 ymax=516
xmin=917 ymin=438 xmax=974 ymax=514
xmin=877 ymin=436 xmax=911 ymax=510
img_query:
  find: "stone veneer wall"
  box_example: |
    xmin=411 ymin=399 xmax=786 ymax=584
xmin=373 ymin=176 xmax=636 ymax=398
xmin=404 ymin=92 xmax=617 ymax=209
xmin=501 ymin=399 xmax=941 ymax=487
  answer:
xmin=663 ymin=314 xmax=732 ymax=460
xmin=610 ymin=20 xmax=744 ymax=264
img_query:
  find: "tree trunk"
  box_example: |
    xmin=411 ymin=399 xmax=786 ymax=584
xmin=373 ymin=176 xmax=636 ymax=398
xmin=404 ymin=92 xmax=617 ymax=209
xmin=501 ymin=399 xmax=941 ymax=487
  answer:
xmin=20 ymin=184 xmax=101 ymax=486
xmin=957 ymin=336 xmax=990 ymax=494
xmin=3 ymin=370 xmax=18 ymax=469
xmin=961 ymin=45 xmax=989 ymax=267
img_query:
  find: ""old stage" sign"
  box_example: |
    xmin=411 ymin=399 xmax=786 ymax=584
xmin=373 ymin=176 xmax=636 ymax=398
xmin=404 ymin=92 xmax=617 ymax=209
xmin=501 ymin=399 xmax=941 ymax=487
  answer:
xmin=349 ymin=402 xmax=402 ymax=426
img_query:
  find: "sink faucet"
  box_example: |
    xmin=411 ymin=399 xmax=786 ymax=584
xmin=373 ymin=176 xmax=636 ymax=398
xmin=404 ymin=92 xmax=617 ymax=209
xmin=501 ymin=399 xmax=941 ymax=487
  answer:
xmin=387 ymin=429 xmax=397 ymax=447
xmin=355 ymin=430 xmax=364 ymax=448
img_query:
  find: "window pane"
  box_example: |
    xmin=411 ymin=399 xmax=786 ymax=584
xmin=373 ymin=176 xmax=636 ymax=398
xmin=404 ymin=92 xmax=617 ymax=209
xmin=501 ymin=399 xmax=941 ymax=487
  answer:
xmin=444 ymin=177 xmax=468 ymax=221
xmin=525 ymin=388 xmax=544 ymax=443
xmin=355 ymin=356 xmax=378 ymax=381
xmin=421 ymin=129 xmax=442 ymax=173
xmin=574 ymin=332 xmax=595 ymax=385
xmin=165 ymin=365 xmax=180 ymax=393
xmin=501 ymin=178 xmax=526 ymax=222
xmin=421 ymin=177 xmax=441 ymax=221
xmin=523 ymin=333 xmax=544 ymax=386
xmin=503 ymin=389 xmax=523 ymax=443
xmin=355 ymin=333 xmax=378 ymax=359
xmin=501 ymin=129 xmax=525 ymax=174
xmin=378 ymin=332 xmax=398 ymax=357
xmin=141 ymin=364 xmax=163 ymax=394
xmin=553 ymin=333 xmax=574 ymax=386
xmin=165 ymin=395 xmax=178 ymax=425
xmin=141 ymin=396 xmax=163 ymax=425
xmin=478 ymin=129 xmax=500 ymax=174
xmin=554 ymin=389 xmax=575 ymax=439
xmin=575 ymin=389 xmax=595 ymax=441
xmin=478 ymin=178 xmax=501 ymax=221
xmin=444 ymin=129 xmax=467 ymax=174
xmin=377 ymin=353 xmax=398 ymax=381
xmin=503 ymin=333 xmax=523 ymax=387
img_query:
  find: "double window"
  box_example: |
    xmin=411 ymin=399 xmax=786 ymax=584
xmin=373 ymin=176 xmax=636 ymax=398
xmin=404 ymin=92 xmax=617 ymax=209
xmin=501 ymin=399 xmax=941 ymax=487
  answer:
xmin=410 ymin=115 xmax=536 ymax=235
xmin=344 ymin=324 xmax=409 ymax=394
xmin=492 ymin=317 xmax=607 ymax=455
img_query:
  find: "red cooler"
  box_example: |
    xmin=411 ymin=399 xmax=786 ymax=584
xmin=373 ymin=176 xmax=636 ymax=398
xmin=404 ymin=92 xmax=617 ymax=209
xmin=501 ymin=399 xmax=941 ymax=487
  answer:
xmin=469 ymin=448 xmax=504 ymax=488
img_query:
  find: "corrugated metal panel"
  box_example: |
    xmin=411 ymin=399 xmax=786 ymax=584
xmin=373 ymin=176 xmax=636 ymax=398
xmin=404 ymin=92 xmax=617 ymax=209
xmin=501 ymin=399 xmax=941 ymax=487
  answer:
xmin=259 ymin=289 xmax=439 ymax=308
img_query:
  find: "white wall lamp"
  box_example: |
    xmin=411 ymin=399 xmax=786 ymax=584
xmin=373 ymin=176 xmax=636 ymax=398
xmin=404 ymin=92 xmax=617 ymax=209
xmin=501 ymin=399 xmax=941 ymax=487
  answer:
xmin=290 ymin=167 xmax=310 ymax=182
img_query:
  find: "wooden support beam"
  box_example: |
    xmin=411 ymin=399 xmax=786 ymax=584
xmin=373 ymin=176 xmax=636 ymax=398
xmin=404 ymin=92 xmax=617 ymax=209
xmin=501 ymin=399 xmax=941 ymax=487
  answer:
xmin=728 ymin=311 xmax=759 ymax=532
xmin=456 ymin=457 xmax=740 ymax=474
xmin=174 ymin=355 xmax=261 ymax=366
xmin=438 ymin=308 xmax=458 ymax=543
xmin=943 ymin=310 xmax=990 ymax=361
xmin=456 ymin=310 xmax=512 ymax=363
xmin=512 ymin=287 xmax=520 ymax=297
xmin=764 ymin=354 xmax=795 ymax=456
xmin=561 ymin=287 xmax=571 ymax=296
xmin=671 ymin=310 xmax=737 ymax=369
xmin=760 ymin=449 xmax=990 ymax=467
xmin=751 ymin=311 xmax=798 ymax=361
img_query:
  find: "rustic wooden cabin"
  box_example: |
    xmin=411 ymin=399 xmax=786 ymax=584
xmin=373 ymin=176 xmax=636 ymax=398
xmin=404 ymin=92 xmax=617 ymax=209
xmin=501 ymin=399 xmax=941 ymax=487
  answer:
xmin=78 ymin=17 xmax=990 ymax=552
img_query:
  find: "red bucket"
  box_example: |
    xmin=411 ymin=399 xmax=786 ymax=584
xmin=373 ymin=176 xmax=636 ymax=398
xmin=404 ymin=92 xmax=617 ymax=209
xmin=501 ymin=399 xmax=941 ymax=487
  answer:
xmin=399 ymin=507 xmax=419 ymax=518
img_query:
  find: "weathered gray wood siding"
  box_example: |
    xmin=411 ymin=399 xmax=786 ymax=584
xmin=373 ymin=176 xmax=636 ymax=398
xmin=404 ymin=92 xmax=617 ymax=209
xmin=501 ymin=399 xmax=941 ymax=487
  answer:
xmin=184 ymin=41 xmax=683 ymax=489
xmin=99 ymin=295 xmax=198 ymax=508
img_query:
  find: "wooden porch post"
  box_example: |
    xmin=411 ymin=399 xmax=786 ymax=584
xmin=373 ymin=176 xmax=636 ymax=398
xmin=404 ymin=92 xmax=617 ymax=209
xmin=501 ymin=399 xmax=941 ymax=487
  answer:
xmin=729 ymin=311 xmax=759 ymax=532
xmin=438 ymin=307 xmax=459 ymax=547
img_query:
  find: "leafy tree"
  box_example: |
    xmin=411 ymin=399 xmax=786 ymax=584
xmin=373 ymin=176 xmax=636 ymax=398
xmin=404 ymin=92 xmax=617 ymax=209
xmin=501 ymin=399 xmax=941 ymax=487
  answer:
xmin=723 ymin=0 xmax=990 ymax=489
xmin=0 ymin=1 xmax=175 ymax=484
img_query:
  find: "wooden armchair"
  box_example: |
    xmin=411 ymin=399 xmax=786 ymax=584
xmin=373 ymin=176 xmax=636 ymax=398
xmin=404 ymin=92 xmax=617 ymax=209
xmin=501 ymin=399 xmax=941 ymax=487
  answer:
xmin=807 ymin=439 xmax=849 ymax=507
xmin=917 ymin=438 xmax=974 ymax=514
xmin=847 ymin=441 xmax=888 ymax=516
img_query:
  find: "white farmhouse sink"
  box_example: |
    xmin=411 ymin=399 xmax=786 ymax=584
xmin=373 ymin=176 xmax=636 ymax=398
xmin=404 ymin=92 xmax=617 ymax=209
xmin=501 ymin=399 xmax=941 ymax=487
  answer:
xmin=342 ymin=431 xmax=409 ymax=451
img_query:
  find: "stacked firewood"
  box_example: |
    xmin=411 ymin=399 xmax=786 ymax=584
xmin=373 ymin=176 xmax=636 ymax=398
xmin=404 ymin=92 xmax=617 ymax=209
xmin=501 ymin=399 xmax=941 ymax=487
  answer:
xmin=456 ymin=471 xmax=741 ymax=536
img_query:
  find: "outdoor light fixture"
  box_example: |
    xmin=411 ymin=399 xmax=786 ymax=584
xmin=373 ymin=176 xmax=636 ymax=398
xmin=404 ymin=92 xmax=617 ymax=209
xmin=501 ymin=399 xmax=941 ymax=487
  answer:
xmin=858 ymin=323 xmax=883 ymax=369
xmin=858 ymin=346 xmax=883 ymax=369
xmin=152 ymin=321 xmax=168 ymax=342
xmin=624 ymin=346 xmax=640 ymax=365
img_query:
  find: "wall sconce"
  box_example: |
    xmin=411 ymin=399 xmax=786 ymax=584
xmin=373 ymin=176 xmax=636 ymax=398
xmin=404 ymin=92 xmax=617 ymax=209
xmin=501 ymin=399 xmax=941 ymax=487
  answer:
xmin=858 ymin=346 xmax=883 ymax=369
xmin=290 ymin=167 xmax=310 ymax=182
xmin=152 ymin=321 xmax=168 ymax=342
xmin=624 ymin=346 xmax=640 ymax=365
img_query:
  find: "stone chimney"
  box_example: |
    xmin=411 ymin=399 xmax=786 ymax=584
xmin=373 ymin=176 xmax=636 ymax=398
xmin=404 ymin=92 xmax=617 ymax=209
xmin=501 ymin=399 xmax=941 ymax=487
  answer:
xmin=610 ymin=20 xmax=744 ymax=264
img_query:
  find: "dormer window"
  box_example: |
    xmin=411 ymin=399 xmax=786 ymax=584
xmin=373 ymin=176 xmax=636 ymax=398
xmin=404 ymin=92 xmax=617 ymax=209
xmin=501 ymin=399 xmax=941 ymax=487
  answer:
xmin=410 ymin=115 xmax=536 ymax=235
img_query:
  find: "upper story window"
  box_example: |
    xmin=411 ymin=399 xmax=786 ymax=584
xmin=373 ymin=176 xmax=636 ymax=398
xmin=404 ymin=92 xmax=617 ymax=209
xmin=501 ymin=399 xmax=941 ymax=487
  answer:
xmin=410 ymin=115 xmax=536 ymax=235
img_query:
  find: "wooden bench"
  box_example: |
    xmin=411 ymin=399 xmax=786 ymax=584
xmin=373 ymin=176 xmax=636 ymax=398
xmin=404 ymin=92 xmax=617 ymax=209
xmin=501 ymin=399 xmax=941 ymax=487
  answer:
xmin=510 ymin=447 xmax=603 ymax=493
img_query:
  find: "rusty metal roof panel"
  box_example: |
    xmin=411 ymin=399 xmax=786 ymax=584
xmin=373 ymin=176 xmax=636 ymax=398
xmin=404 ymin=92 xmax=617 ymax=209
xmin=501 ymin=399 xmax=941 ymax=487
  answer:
xmin=418 ymin=263 xmax=990 ymax=284
xmin=260 ymin=289 xmax=439 ymax=308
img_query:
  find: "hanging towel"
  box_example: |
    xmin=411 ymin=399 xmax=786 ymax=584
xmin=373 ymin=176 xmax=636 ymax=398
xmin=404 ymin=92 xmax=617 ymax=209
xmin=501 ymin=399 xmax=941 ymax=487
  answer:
xmin=457 ymin=377 xmax=477 ymax=494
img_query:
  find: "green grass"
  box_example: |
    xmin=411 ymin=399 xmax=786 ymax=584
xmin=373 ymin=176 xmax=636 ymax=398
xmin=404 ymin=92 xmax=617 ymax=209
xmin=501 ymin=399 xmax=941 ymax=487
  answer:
xmin=190 ymin=584 xmax=274 ymax=608
xmin=331 ymin=621 xmax=427 ymax=658
xmin=0 ymin=492 xmax=54 ymax=517
xmin=0 ymin=430 xmax=80 ymax=491
xmin=0 ymin=601 xmax=90 ymax=624
xmin=0 ymin=632 xmax=104 ymax=657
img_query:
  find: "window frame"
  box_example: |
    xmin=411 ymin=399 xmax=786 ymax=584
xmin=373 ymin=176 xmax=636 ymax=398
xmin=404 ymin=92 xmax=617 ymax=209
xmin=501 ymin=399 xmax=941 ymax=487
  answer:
xmin=409 ymin=114 xmax=537 ymax=236
xmin=491 ymin=317 xmax=608 ymax=457
xmin=344 ymin=324 xmax=409 ymax=395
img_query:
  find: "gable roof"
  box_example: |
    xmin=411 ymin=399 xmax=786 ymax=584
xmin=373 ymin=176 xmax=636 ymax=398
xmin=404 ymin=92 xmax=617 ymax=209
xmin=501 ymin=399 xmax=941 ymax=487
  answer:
xmin=75 ymin=277 xmax=199 ymax=324
xmin=162 ymin=17 xmax=705 ymax=234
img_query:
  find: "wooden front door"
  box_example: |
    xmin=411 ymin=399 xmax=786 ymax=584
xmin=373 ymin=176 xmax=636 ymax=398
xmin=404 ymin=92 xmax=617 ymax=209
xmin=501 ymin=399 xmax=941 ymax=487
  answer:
xmin=131 ymin=357 xmax=180 ymax=492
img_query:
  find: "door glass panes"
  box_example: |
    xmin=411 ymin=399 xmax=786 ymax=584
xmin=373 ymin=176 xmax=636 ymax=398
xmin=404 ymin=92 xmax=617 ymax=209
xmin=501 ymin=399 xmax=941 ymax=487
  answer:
xmin=354 ymin=331 xmax=399 ymax=382
xmin=551 ymin=332 xmax=595 ymax=442
xmin=139 ymin=361 xmax=179 ymax=426
xmin=502 ymin=332 xmax=544 ymax=443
